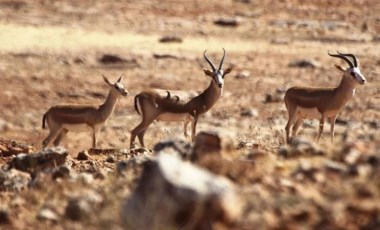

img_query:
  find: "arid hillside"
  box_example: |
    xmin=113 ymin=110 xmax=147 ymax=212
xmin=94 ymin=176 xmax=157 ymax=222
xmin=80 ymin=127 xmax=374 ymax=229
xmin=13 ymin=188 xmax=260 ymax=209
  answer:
xmin=0 ymin=0 xmax=379 ymax=229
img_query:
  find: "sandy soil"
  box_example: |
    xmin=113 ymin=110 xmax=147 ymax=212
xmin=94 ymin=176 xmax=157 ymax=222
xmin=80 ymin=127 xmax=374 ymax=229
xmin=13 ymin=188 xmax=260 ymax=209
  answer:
xmin=0 ymin=0 xmax=380 ymax=229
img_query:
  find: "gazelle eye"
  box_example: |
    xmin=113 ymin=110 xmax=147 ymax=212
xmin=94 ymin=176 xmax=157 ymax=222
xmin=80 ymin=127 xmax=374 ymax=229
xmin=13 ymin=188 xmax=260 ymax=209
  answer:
xmin=350 ymin=72 xmax=355 ymax=77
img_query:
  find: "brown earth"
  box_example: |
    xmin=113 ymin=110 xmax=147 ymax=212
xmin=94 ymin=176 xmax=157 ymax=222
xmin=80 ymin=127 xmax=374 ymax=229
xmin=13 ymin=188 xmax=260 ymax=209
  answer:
xmin=0 ymin=0 xmax=380 ymax=229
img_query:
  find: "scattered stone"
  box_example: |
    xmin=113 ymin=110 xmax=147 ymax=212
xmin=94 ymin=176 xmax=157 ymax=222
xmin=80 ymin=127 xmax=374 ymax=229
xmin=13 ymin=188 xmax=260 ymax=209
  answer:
xmin=0 ymin=138 xmax=35 ymax=157
xmin=271 ymin=38 xmax=290 ymax=45
xmin=214 ymin=17 xmax=241 ymax=27
xmin=288 ymin=59 xmax=320 ymax=68
xmin=116 ymin=153 xmax=153 ymax=176
xmin=0 ymin=168 xmax=31 ymax=191
xmin=98 ymin=54 xmax=124 ymax=64
xmin=65 ymin=198 xmax=92 ymax=221
xmin=153 ymin=139 xmax=192 ymax=159
xmin=159 ymin=35 xmax=183 ymax=43
xmin=37 ymin=208 xmax=59 ymax=222
xmin=235 ymin=70 xmax=250 ymax=79
xmin=9 ymin=147 xmax=68 ymax=173
xmin=121 ymin=153 xmax=242 ymax=229
xmin=192 ymin=130 xmax=236 ymax=162
xmin=52 ymin=165 xmax=71 ymax=180
xmin=77 ymin=151 xmax=90 ymax=161
xmin=292 ymin=160 xmax=320 ymax=181
xmin=106 ymin=155 xmax=116 ymax=163
xmin=279 ymin=137 xmax=324 ymax=158
xmin=153 ymin=53 xmax=179 ymax=59
xmin=0 ymin=207 xmax=10 ymax=225
xmin=324 ymin=160 xmax=348 ymax=174
xmin=65 ymin=192 xmax=103 ymax=221
xmin=240 ymin=108 xmax=258 ymax=117
xmin=264 ymin=93 xmax=283 ymax=103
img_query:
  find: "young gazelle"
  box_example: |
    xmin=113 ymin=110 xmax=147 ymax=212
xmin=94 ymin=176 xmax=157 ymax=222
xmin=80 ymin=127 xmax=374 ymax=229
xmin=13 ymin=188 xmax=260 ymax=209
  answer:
xmin=130 ymin=49 xmax=232 ymax=148
xmin=42 ymin=75 xmax=128 ymax=148
xmin=284 ymin=51 xmax=366 ymax=143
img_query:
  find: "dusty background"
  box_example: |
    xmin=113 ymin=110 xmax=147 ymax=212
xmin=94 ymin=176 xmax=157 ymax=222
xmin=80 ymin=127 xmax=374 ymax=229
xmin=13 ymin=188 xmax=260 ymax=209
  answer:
xmin=0 ymin=0 xmax=380 ymax=229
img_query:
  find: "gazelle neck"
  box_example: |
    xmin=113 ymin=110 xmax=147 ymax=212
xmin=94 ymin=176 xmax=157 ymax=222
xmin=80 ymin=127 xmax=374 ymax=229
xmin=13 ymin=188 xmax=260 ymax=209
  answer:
xmin=335 ymin=75 xmax=357 ymax=105
xmin=99 ymin=90 xmax=120 ymax=119
xmin=202 ymin=80 xmax=223 ymax=108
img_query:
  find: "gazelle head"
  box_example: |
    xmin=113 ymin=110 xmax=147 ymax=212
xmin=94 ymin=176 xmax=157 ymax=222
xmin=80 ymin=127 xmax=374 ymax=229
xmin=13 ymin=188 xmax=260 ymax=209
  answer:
xmin=328 ymin=51 xmax=366 ymax=85
xmin=203 ymin=48 xmax=232 ymax=88
xmin=102 ymin=74 xmax=129 ymax=96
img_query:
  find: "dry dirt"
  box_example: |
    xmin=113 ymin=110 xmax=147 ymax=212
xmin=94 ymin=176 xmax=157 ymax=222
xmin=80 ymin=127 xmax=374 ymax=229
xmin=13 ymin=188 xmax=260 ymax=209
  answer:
xmin=0 ymin=0 xmax=380 ymax=229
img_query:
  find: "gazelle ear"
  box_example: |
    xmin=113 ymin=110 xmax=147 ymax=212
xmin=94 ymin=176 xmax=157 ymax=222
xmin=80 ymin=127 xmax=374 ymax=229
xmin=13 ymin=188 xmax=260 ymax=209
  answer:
xmin=334 ymin=64 xmax=346 ymax=73
xmin=203 ymin=68 xmax=213 ymax=77
xmin=223 ymin=67 xmax=233 ymax=76
xmin=102 ymin=75 xmax=112 ymax=86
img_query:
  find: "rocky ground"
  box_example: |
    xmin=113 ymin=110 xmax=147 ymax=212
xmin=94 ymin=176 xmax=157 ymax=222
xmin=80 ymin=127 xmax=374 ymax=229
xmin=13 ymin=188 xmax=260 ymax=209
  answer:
xmin=0 ymin=0 xmax=380 ymax=229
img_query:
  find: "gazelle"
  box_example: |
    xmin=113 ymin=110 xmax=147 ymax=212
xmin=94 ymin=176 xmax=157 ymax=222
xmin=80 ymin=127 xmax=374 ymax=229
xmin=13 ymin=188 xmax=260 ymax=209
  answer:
xmin=42 ymin=74 xmax=128 ymax=148
xmin=130 ymin=49 xmax=232 ymax=148
xmin=284 ymin=51 xmax=366 ymax=144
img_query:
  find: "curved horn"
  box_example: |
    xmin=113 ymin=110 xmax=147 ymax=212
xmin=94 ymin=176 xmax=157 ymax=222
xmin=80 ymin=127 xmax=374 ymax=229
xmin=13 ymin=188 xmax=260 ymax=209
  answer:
xmin=165 ymin=90 xmax=171 ymax=99
xmin=117 ymin=73 xmax=124 ymax=83
xmin=218 ymin=48 xmax=226 ymax=70
xmin=328 ymin=51 xmax=354 ymax=68
xmin=203 ymin=50 xmax=216 ymax=71
xmin=337 ymin=51 xmax=358 ymax=67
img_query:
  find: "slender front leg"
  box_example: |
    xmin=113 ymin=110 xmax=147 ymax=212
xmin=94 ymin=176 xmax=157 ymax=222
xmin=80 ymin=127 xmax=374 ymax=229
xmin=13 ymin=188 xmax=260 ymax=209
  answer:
xmin=183 ymin=119 xmax=190 ymax=138
xmin=53 ymin=129 xmax=68 ymax=146
xmin=292 ymin=118 xmax=303 ymax=137
xmin=42 ymin=126 xmax=62 ymax=148
xmin=285 ymin=106 xmax=297 ymax=144
xmin=316 ymin=115 xmax=326 ymax=142
xmin=191 ymin=118 xmax=198 ymax=142
xmin=92 ymin=127 xmax=99 ymax=148
xmin=329 ymin=116 xmax=337 ymax=142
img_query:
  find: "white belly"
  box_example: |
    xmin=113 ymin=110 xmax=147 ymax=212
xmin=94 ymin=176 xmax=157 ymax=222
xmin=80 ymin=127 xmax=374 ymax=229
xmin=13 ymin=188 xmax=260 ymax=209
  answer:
xmin=156 ymin=113 xmax=190 ymax=122
xmin=296 ymin=107 xmax=321 ymax=119
xmin=62 ymin=123 xmax=97 ymax=132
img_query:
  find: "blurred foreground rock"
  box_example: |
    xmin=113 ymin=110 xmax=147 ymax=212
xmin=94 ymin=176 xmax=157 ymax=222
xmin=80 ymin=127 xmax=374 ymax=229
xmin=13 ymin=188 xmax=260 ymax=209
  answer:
xmin=9 ymin=147 xmax=68 ymax=173
xmin=0 ymin=168 xmax=31 ymax=191
xmin=121 ymin=153 xmax=242 ymax=230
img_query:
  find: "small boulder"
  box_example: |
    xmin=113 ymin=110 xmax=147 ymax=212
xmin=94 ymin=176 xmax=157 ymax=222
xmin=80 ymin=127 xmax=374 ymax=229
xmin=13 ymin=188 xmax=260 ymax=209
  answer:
xmin=10 ymin=147 xmax=68 ymax=172
xmin=153 ymin=139 xmax=192 ymax=159
xmin=121 ymin=153 xmax=242 ymax=229
xmin=0 ymin=169 xmax=31 ymax=191
xmin=77 ymin=151 xmax=90 ymax=161
xmin=159 ymin=35 xmax=183 ymax=43
xmin=288 ymin=59 xmax=320 ymax=68
xmin=214 ymin=17 xmax=241 ymax=27
xmin=37 ymin=208 xmax=59 ymax=222
xmin=192 ymin=130 xmax=236 ymax=162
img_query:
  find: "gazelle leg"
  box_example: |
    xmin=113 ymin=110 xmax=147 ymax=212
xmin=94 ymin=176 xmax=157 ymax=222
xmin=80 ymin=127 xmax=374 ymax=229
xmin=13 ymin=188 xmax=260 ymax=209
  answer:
xmin=92 ymin=127 xmax=100 ymax=148
xmin=292 ymin=118 xmax=303 ymax=137
xmin=130 ymin=116 xmax=155 ymax=148
xmin=53 ymin=129 xmax=68 ymax=146
xmin=191 ymin=118 xmax=198 ymax=142
xmin=183 ymin=119 xmax=190 ymax=138
xmin=329 ymin=116 xmax=337 ymax=142
xmin=137 ymin=128 xmax=148 ymax=148
xmin=316 ymin=115 xmax=326 ymax=142
xmin=285 ymin=107 xmax=298 ymax=144
xmin=42 ymin=126 xmax=62 ymax=148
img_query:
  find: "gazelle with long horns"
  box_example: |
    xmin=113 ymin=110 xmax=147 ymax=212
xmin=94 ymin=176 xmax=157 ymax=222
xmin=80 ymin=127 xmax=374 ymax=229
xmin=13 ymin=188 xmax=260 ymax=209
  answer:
xmin=284 ymin=51 xmax=366 ymax=143
xmin=130 ymin=49 xmax=232 ymax=148
xmin=42 ymin=74 xmax=128 ymax=148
